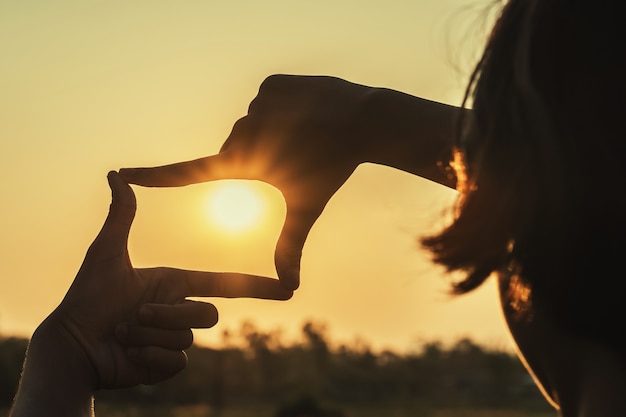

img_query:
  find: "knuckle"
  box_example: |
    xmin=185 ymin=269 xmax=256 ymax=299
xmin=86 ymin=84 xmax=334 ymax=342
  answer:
xmin=200 ymin=303 xmax=219 ymax=327
xmin=281 ymin=289 xmax=295 ymax=301
xmin=169 ymin=288 xmax=186 ymax=304
xmin=226 ymin=116 xmax=257 ymax=147
xmin=259 ymin=74 xmax=287 ymax=92
xmin=231 ymin=116 xmax=250 ymax=134
xmin=247 ymin=97 xmax=260 ymax=114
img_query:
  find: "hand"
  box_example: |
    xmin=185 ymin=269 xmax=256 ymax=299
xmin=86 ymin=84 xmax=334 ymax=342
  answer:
xmin=121 ymin=75 xmax=377 ymax=290
xmin=43 ymin=171 xmax=293 ymax=389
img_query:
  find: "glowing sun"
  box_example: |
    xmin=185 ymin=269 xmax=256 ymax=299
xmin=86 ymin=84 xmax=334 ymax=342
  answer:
xmin=206 ymin=181 xmax=264 ymax=232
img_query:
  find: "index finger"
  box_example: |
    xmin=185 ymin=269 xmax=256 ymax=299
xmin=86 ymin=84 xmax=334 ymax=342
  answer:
xmin=119 ymin=153 xmax=243 ymax=187
xmin=141 ymin=268 xmax=294 ymax=300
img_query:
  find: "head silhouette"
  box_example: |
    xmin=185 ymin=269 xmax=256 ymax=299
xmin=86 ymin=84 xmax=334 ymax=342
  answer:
xmin=423 ymin=0 xmax=626 ymax=350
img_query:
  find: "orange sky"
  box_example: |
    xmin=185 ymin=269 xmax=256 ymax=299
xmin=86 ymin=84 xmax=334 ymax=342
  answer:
xmin=0 ymin=0 xmax=513 ymax=352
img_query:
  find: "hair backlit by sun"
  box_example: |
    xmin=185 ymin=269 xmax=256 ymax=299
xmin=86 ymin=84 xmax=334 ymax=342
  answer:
xmin=206 ymin=181 xmax=264 ymax=232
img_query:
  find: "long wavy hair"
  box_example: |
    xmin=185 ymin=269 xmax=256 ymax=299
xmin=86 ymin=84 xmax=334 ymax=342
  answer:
xmin=422 ymin=0 xmax=626 ymax=349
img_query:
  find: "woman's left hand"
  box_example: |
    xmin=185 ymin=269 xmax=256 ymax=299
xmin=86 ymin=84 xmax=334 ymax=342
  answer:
xmin=44 ymin=171 xmax=292 ymax=389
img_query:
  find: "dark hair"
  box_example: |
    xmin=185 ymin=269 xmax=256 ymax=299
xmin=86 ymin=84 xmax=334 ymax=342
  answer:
xmin=422 ymin=0 xmax=626 ymax=349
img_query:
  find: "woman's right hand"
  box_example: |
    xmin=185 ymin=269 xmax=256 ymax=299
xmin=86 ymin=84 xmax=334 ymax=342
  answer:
xmin=121 ymin=75 xmax=458 ymax=291
xmin=121 ymin=75 xmax=378 ymax=291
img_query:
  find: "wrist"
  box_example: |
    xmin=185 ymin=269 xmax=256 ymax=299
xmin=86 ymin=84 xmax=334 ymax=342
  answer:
xmin=9 ymin=316 xmax=96 ymax=417
xmin=357 ymin=87 xmax=459 ymax=188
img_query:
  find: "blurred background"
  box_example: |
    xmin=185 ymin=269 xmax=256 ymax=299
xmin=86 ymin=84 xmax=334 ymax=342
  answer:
xmin=0 ymin=0 xmax=510 ymax=354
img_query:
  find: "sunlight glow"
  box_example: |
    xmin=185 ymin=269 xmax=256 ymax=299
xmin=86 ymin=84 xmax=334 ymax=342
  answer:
xmin=206 ymin=181 xmax=264 ymax=232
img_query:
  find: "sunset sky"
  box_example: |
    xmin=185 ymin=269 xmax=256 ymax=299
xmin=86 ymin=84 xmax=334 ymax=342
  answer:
xmin=0 ymin=0 xmax=513 ymax=352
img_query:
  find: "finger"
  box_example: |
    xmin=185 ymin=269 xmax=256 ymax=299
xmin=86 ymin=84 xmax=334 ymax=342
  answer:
xmin=116 ymin=322 xmax=194 ymax=350
xmin=88 ymin=171 xmax=136 ymax=258
xmin=127 ymin=346 xmax=187 ymax=385
xmin=274 ymin=203 xmax=323 ymax=290
xmin=183 ymin=271 xmax=294 ymax=300
xmin=119 ymin=153 xmax=242 ymax=187
xmin=138 ymin=268 xmax=294 ymax=300
xmin=136 ymin=300 xmax=219 ymax=329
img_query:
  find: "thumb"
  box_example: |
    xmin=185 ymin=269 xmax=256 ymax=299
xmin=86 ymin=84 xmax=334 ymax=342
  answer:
xmin=90 ymin=171 xmax=137 ymax=258
xmin=274 ymin=203 xmax=321 ymax=291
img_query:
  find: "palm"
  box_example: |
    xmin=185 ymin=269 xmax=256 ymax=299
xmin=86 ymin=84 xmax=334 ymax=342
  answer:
xmin=57 ymin=259 xmax=169 ymax=387
xmin=49 ymin=172 xmax=292 ymax=389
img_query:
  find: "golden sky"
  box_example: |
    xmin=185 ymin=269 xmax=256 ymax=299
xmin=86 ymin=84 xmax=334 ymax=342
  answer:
xmin=0 ymin=0 xmax=513 ymax=352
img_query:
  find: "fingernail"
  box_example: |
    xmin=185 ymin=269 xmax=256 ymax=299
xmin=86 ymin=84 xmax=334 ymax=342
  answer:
xmin=139 ymin=305 xmax=153 ymax=323
xmin=115 ymin=323 xmax=128 ymax=342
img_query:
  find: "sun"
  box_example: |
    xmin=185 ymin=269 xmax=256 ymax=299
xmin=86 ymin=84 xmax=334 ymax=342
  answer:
xmin=206 ymin=181 xmax=264 ymax=232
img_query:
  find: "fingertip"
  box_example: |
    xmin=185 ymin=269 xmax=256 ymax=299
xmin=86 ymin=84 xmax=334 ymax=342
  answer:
xmin=278 ymin=287 xmax=295 ymax=300
xmin=119 ymin=168 xmax=136 ymax=182
xmin=107 ymin=169 xmax=136 ymax=207
xmin=268 ymin=276 xmax=296 ymax=298
xmin=206 ymin=303 xmax=219 ymax=328
xmin=107 ymin=170 xmax=118 ymax=191
xmin=283 ymin=279 xmax=300 ymax=292
xmin=277 ymin=265 xmax=300 ymax=291
xmin=275 ymin=243 xmax=303 ymax=291
xmin=94 ymin=169 xmax=136 ymax=250
xmin=193 ymin=302 xmax=219 ymax=328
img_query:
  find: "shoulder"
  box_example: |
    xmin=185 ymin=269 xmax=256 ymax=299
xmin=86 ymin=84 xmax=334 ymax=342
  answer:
xmin=497 ymin=274 xmax=626 ymax=417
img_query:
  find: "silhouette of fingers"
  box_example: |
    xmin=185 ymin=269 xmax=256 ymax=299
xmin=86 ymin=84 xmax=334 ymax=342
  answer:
xmin=144 ymin=268 xmax=294 ymax=300
xmin=136 ymin=300 xmax=219 ymax=329
xmin=127 ymin=346 xmax=188 ymax=385
xmin=119 ymin=153 xmax=242 ymax=187
xmin=274 ymin=203 xmax=324 ymax=290
xmin=187 ymin=271 xmax=294 ymax=300
xmin=116 ymin=322 xmax=194 ymax=350
xmin=87 ymin=171 xmax=136 ymax=260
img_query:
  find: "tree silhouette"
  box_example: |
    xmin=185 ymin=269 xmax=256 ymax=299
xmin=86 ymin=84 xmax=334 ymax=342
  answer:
xmin=0 ymin=322 xmax=552 ymax=414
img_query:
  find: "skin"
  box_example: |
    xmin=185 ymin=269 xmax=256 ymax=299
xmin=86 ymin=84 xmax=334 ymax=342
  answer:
xmin=9 ymin=171 xmax=292 ymax=417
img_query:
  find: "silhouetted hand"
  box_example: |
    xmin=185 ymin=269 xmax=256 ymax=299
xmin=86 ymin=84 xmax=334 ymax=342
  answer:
xmin=121 ymin=75 xmax=377 ymax=290
xmin=39 ymin=171 xmax=293 ymax=389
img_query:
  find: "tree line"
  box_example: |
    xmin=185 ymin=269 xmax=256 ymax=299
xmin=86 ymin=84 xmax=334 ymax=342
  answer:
xmin=0 ymin=321 xmax=552 ymax=414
